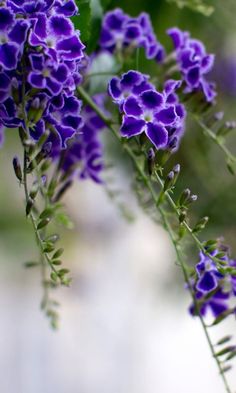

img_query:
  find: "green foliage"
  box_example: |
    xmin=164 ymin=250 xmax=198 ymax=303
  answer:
xmin=167 ymin=0 xmax=214 ymax=16
xmin=71 ymin=0 xmax=92 ymax=42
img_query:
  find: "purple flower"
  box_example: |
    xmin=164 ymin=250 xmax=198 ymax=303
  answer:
xmin=190 ymin=249 xmax=236 ymax=318
xmin=28 ymin=53 xmax=70 ymax=95
xmin=0 ymin=7 xmax=30 ymax=70
xmin=100 ymin=8 xmax=165 ymax=62
xmin=108 ymin=71 xmax=185 ymax=150
xmin=60 ymin=94 xmax=108 ymax=183
xmin=0 ymin=0 xmax=85 ymax=156
xmin=6 ymin=0 xmax=78 ymax=16
xmin=195 ymin=251 xmax=222 ymax=293
xmin=190 ymin=288 xmax=230 ymax=318
xmin=167 ymin=27 xmax=216 ymax=102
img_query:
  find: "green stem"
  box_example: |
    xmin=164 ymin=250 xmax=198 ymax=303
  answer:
xmin=193 ymin=114 xmax=236 ymax=165
xmin=77 ymin=86 xmax=233 ymax=393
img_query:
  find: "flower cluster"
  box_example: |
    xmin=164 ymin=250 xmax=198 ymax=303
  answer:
xmin=190 ymin=250 xmax=236 ymax=318
xmin=0 ymin=0 xmax=85 ymax=152
xmin=60 ymin=94 xmax=107 ymax=183
xmin=108 ymin=70 xmax=186 ymax=150
xmin=100 ymin=8 xmax=165 ymax=62
xmin=167 ymin=27 xmax=216 ymax=102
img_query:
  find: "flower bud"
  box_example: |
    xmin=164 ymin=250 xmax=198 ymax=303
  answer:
xmin=12 ymin=156 xmax=22 ymax=182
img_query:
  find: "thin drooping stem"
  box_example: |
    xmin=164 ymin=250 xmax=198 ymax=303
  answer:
xmin=77 ymin=87 xmax=223 ymax=266
xmin=77 ymin=86 xmax=233 ymax=393
xmin=193 ymin=114 xmax=236 ymax=166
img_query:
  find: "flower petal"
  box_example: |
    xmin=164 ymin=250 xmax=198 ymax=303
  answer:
xmin=120 ymin=116 xmax=145 ymax=137
xmin=145 ymin=122 xmax=168 ymax=149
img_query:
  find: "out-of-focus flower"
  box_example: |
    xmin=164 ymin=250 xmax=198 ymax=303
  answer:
xmin=190 ymin=249 xmax=236 ymax=318
xmin=100 ymin=8 xmax=165 ymax=62
xmin=167 ymin=27 xmax=216 ymax=102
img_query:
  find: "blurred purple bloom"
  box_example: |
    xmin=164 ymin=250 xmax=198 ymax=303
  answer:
xmin=61 ymin=94 xmax=108 ymax=183
xmin=190 ymin=249 xmax=236 ymax=318
xmin=100 ymin=8 xmax=165 ymax=62
xmin=167 ymin=27 xmax=216 ymax=102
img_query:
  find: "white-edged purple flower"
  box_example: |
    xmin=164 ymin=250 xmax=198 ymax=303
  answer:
xmin=0 ymin=0 xmax=86 ymax=156
xmin=59 ymin=94 xmax=108 ymax=183
xmin=167 ymin=27 xmax=216 ymax=102
xmin=100 ymin=8 xmax=165 ymax=63
xmin=0 ymin=7 xmax=30 ymax=70
xmin=108 ymin=70 xmax=185 ymax=150
xmin=190 ymin=249 xmax=236 ymax=318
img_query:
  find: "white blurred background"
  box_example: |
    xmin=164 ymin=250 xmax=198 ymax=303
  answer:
xmin=1 ymin=164 xmax=236 ymax=393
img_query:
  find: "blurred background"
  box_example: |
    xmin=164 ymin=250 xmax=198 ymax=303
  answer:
xmin=1 ymin=0 xmax=236 ymax=392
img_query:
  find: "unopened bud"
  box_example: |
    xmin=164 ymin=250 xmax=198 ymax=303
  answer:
xmin=12 ymin=156 xmax=22 ymax=182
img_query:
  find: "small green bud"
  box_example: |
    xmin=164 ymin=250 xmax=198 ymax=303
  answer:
xmin=52 ymin=248 xmax=64 ymax=259
xmin=12 ymin=156 xmax=22 ymax=182
xmin=179 ymin=211 xmax=187 ymax=223
xmin=26 ymin=197 xmax=34 ymax=216
xmin=50 ymin=272 xmax=58 ymax=282
xmin=178 ymin=188 xmax=191 ymax=206
xmin=192 ymin=216 xmax=209 ymax=233
xmin=37 ymin=217 xmax=51 ymax=230
xmin=29 ymin=182 xmax=39 ymax=200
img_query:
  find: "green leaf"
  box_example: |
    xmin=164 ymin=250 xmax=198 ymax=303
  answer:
xmin=39 ymin=207 xmax=54 ymax=220
xmin=216 ymin=336 xmax=232 ymax=346
xmin=55 ymin=212 xmax=74 ymax=229
xmin=71 ymin=0 xmax=91 ymax=42
xmin=37 ymin=217 xmax=51 ymax=230
xmin=167 ymin=0 xmax=214 ymax=16
xmin=100 ymin=0 xmax=112 ymax=10
xmin=24 ymin=261 xmax=40 ymax=268
xmin=52 ymin=248 xmax=64 ymax=259
xmin=50 ymin=272 xmax=58 ymax=282
xmin=215 ymin=346 xmax=236 ymax=357
xmin=87 ymin=0 xmax=103 ymax=53
xmin=226 ymin=350 xmax=236 ymax=361
xmin=210 ymin=309 xmax=234 ymax=326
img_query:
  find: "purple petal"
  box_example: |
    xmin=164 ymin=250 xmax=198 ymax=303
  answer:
xmin=201 ymin=54 xmax=215 ymax=73
xmin=145 ymin=122 xmax=168 ymax=149
xmin=32 ymin=13 xmax=47 ymax=39
xmin=186 ymin=66 xmax=200 ymax=87
xmin=0 ymin=43 xmax=19 ymax=70
xmin=201 ymin=79 xmax=217 ymax=102
xmin=108 ymin=77 xmax=121 ymax=100
xmin=100 ymin=28 xmax=115 ymax=48
xmin=140 ymin=90 xmax=163 ymax=109
xmin=0 ymin=8 xmax=14 ymax=31
xmin=155 ymin=106 xmax=177 ymax=125
xmin=209 ymin=300 xmax=229 ymax=317
xmin=56 ymin=0 xmax=78 ymax=16
xmin=51 ymin=64 xmax=69 ymax=83
xmin=28 ymin=73 xmax=46 ymax=89
xmin=49 ymin=15 xmax=73 ymax=37
xmin=164 ymin=79 xmax=182 ymax=95
xmin=123 ymin=96 xmax=143 ymax=116
xmin=46 ymin=77 xmax=62 ymax=95
xmin=56 ymin=125 xmax=76 ymax=149
xmin=125 ymin=23 xmax=142 ymax=42
xmin=8 ymin=20 xmax=29 ymax=45
xmin=196 ymin=271 xmax=218 ymax=293
xmin=29 ymin=53 xmax=44 ymax=71
xmin=120 ymin=116 xmax=145 ymax=137
xmin=167 ymin=27 xmax=187 ymax=49
xmin=120 ymin=70 xmax=143 ymax=89
xmin=57 ymin=35 xmax=85 ymax=60
xmin=104 ymin=9 xmax=127 ymax=31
